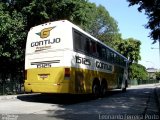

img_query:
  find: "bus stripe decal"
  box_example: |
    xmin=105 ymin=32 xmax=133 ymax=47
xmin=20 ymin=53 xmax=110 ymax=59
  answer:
xmin=31 ymin=60 xmax=60 ymax=65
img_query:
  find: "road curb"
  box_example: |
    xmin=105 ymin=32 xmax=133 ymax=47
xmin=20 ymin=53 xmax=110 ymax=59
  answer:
xmin=0 ymin=95 xmax=18 ymax=101
xmin=155 ymin=87 xmax=160 ymax=116
xmin=0 ymin=93 xmax=41 ymax=101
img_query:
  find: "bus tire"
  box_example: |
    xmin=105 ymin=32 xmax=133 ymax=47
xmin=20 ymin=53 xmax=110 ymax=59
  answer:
xmin=122 ymin=81 xmax=128 ymax=92
xmin=92 ymin=82 xmax=100 ymax=98
xmin=122 ymin=87 xmax=126 ymax=92
xmin=100 ymin=82 xmax=107 ymax=97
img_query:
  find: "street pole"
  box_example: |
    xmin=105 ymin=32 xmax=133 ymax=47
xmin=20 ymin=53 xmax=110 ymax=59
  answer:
xmin=151 ymin=39 xmax=160 ymax=69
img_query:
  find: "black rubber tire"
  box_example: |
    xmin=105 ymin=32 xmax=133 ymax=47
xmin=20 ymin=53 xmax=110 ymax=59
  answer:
xmin=122 ymin=87 xmax=126 ymax=92
xmin=100 ymin=83 xmax=107 ymax=97
xmin=92 ymin=83 xmax=100 ymax=98
xmin=122 ymin=81 xmax=128 ymax=92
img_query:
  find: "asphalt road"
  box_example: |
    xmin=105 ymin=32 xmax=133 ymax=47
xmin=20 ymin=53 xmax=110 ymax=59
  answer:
xmin=0 ymin=84 xmax=159 ymax=120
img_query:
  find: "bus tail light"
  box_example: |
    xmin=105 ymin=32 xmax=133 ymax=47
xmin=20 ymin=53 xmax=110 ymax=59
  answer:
xmin=64 ymin=68 xmax=70 ymax=78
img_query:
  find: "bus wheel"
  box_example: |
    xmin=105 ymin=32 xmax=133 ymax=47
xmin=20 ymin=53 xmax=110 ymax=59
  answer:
xmin=92 ymin=83 xmax=100 ymax=98
xmin=122 ymin=81 xmax=128 ymax=92
xmin=122 ymin=87 xmax=126 ymax=92
xmin=100 ymin=82 xmax=107 ymax=97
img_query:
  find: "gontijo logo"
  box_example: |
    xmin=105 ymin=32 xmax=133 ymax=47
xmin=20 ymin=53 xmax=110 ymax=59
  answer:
xmin=36 ymin=26 xmax=56 ymax=38
xmin=31 ymin=26 xmax=61 ymax=48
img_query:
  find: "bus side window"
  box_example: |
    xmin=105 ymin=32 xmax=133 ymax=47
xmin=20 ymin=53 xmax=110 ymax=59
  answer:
xmin=120 ymin=57 xmax=123 ymax=66
xmin=106 ymin=48 xmax=109 ymax=62
xmin=116 ymin=54 xmax=119 ymax=64
xmin=96 ymin=43 xmax=102 ymax=58
xmin=107 ymin=50 xmax=111 ymax=63
xmin=81 ymin=35 xmax=86 ymax=52
xmin=111 ymin=52 xmax=114 ymax=63
xmin=124 ymin=60 xmax=127 ymax=67
xmin=109 ymin=51 xmax=114 ymax=63
xmin=117 ymin=56 xmax=119 ymax=65
xmin=114 ymin=53 xmax=117 ymax=64
xmin=90 ymin=40 xmax=97 ymax=56
xmin=73 ymin=31 xmax=82 ymax=51
xmin=100 ymin=45 xmax=106 ymax=61
xmin=84 ymin=38 xmax=90 ymax=54
xmin=84 ymin=38 xmax=97 ymax=56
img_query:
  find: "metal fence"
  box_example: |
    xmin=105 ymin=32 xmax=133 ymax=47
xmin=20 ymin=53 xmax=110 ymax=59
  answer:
xmin=0 ymin=82 xmax=24 ymax=95
xmin=130 ymin=79 xmax=159 ymax=85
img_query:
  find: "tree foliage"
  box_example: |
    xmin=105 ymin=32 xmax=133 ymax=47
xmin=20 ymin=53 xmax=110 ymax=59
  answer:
xmin=155 ymin=71 xmax=160 ymax=80
xmin=129 ymin=63 xmax=148 ymax=80
xmin=127 ymin=0 xmax=160 ymax=43
xmin=116 ymin=38 xmax=141 ymax=63
xmin=0 ymin=3 xmax=26 ymax=83
xmin=85 ymin=5 xmax=119 ymax=37
xmin=0 ymin=0 xmax=142 ymax=83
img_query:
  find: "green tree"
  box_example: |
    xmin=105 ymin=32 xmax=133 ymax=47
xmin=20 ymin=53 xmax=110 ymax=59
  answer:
xmin=18 ymin=0 xmax=118 ymax=36
xmin=127 ymin=0 xmax=160 ymax=43
xmin=0 ymin=3 xmax=26 ymax=83
xmin=15 ymin=0 xmax=96 ymax=30
xmin=85 ymin=5 xmax=119 ymax=38
xmin=130 ymin=63 xmax=148 ymax=80
xmin=155 ymin=71 xmax=160 ymax=80
xmin=114 ymin=38 xmax=141 ymax=63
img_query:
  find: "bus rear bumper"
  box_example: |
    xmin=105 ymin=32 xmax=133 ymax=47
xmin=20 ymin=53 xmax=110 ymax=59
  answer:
xmin=24 ymin=82 xmax=72 ymax=94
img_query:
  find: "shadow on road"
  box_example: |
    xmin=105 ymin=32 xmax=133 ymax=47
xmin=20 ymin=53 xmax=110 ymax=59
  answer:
xmin=17 ymin=90 xmax=122 ymax=105
xmin=17 ymin=86 xmax=160 ymax=120
xmin=46 ymin=87 xmax=159 ymax=120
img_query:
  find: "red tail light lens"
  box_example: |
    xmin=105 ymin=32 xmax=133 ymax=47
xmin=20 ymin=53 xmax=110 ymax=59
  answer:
xmin=64 ymin=68 xmax=70 ymax=77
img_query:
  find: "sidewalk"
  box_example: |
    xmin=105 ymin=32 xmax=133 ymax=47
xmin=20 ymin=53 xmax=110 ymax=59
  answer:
xmin=0 ymin=93 xmax=40 ymax=101
xmin=143 ymin=84 xmax=160 ymax=117
xmin=155 ymin=84 xmax=160 ymax=115
xmin=0 ymin=94 xmax=24 ymax=101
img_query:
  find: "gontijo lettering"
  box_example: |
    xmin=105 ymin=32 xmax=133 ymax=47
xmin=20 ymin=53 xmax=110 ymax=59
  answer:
xmin=31 ymin=38 xmax=61 ymax=47
xmin=96 ymin=61 xmax=113 ymax=72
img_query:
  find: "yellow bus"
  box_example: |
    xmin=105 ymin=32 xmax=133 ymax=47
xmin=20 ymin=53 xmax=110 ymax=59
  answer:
xmin=24 ymin=20 xmax=129 ymax=97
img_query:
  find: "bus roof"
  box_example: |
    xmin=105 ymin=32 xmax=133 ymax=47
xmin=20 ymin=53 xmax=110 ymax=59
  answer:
xmin=67 ymin=20 xmax=129 ymax=62
xmin=29 ymin=20 xmax=129 ymax=62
